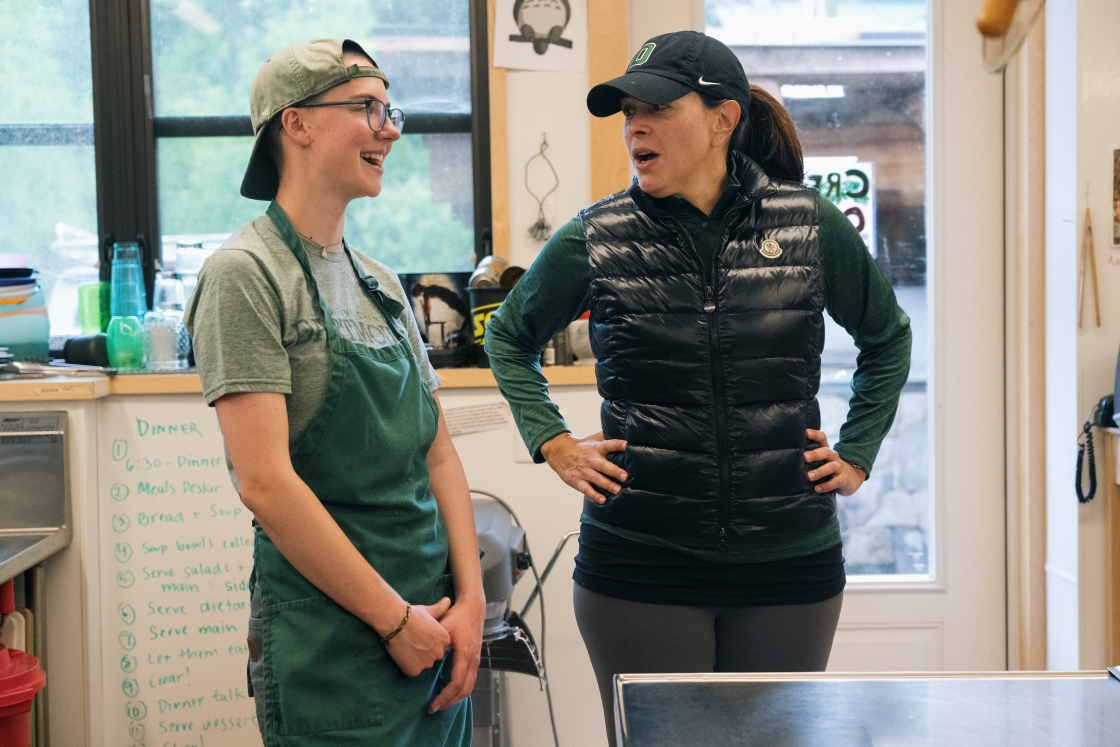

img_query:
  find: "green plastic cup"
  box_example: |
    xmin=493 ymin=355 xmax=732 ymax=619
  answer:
xmin=107 ymin=315 xmax=144 ymax=370
xmin=78 ymin=281 xmax=111 ymax=334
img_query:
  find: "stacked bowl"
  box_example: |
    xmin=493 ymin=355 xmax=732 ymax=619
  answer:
xmin=0 ymin=266 xmax=50 ymax=361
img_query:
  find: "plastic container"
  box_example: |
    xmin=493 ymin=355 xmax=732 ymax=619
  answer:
xmin=143 ymin=274 xmax=188 ymax=370
xmin=469 ymin=287 xmax=510 ymax=368
xmin=110 ymin=242 xmax=147 ymax=317
xmin=108 ymin=243 xmax=148 ymax=370
xmin=0 ymin=288 xmax=49 ymax=361
xmin=0 ymin=645 xmax=46 ymax=747
xmin=174 ymin=242 xmax=213 ymax=305
xmin=107 ymin=316 xmax=144 ymax=370
xmin=78 ymin=281 xmax=110 ymax=334
xmin=63 ymin=333 xmax=110 ymax=367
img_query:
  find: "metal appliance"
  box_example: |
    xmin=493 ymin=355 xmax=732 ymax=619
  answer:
xmin=470 ymin=491 xmax=578 ymax=747
xmin=0 ymin=411 xmax=73 ymax=747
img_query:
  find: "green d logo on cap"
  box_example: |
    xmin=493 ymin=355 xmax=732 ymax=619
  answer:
xmin=629 ymin=42 xmax=655 ymax=67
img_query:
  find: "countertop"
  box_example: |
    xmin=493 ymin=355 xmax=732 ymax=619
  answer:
xmin=0 ymin=366 xmax=598 ymax=402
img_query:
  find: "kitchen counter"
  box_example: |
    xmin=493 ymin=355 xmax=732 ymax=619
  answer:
xmin=0 ymin=365 xmax=604 ymax=746
xmin=0 ymin=366 xmax=598 ymax=402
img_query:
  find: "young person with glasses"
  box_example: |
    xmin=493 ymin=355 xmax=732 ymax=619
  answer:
xmin=486 ymin=31 xmax=912 ymax=746
xmin=185 ymin=39 xmax=481 ymax=747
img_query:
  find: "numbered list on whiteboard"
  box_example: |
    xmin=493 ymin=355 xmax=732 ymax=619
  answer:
xmin=99 ymin=401 xmax=263 ymax=747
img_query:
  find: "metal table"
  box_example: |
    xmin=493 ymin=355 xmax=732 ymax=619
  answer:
xmin=614 ymin=670 xmax=1120 ymax=746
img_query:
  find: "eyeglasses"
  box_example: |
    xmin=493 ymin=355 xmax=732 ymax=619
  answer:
xmin=294 ymin=98 xmax=406 ymax=133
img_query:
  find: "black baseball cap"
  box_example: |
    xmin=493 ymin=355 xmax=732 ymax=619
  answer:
xmin=587 ymin=31 xmax=751 ymax=123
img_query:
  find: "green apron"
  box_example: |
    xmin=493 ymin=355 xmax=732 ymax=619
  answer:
xmin=248 ymin=202 xmax=471 ymax=747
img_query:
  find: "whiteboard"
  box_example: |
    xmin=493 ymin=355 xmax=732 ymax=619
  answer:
xmin=97 ymin=396 xmax=263 ymax=747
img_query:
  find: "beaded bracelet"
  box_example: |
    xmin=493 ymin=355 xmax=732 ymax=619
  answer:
xmin=380 ymin=603 xmax=411 ymax=645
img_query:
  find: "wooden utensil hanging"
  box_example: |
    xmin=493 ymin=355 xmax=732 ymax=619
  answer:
xmin=1079 ymin=205 xmax=1101 ymax=328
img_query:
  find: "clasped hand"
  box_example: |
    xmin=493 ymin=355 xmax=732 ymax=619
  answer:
xmin=382 ymin=592 xmax=484 ymax=713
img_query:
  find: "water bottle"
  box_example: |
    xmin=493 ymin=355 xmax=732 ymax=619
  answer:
xmin=107 ymin=242 xmax=147 ymax=370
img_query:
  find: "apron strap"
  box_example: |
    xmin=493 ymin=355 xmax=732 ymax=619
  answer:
xmin=342 ymin=244 xmax=407 ymax=335
xmin=266 ymin=200 xmax=406 ymax=340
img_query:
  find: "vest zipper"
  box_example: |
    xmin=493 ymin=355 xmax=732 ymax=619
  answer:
xmin=709 ymin=207 xmax=739 ymax=555
xmin=664 ymin=202 xmax=742 ymax=554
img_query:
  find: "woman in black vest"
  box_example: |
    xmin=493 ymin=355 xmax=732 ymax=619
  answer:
xmin=486 ymin=31 xmax=911 ymax=745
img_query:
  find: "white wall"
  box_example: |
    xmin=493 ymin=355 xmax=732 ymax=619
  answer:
xmin=504 ymin=70 xmax=592 ymax=269
xmin=503 ymin=0 xmax=704 ymax=272
xmin=1072 ymin=0 xmax=1120 ymax=669
xmin=444 ymin=386 xmax=606 ymax=746
xmin=492 ymin=4 xmax=704 ymax=744
xmin=1044 ymin=0 xmax=1120 ymax=671
xmin=630 ymin=0 xmax=705 ymax=53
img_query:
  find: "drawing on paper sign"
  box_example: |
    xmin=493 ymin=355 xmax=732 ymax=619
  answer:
xmin=509 ymin=0 xmax=572 ymax=54
xmin=493 ymin=0 xmax=586 ymax=72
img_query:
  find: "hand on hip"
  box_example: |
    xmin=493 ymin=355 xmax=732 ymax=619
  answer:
xmin=541 ymin=431 xmax=628 ymax=503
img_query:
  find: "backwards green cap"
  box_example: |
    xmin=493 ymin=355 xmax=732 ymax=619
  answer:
xmin=240 ymin=38 xmax=390 ymax=201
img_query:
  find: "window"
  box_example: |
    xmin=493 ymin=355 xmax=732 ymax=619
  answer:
xmin=0 ymin=0 xmax=99 ymax=337
xmin=149 ymin=0 xmax=478 ymax=273
xmin=1 ymin=0 xmax=489 ymax=345
xmin=708 ymin=0 xmax=930 ymax=577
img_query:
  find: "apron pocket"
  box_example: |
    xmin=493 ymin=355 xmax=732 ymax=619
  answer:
xmin=264 ymin=595 xmax=385 ymax=736
xmin=247 ymin=615 xmax=266 ymax=725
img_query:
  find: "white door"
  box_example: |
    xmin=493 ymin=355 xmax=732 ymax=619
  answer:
xmin=707 ymin=0 xmax=1007 ymax=671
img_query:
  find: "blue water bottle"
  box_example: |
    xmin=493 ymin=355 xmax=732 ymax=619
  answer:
xmin=106 ymin=242 xmax=147 ymax=370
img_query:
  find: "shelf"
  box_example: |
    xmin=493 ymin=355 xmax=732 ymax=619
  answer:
xmin=438 ymin=365 xmax=597 ymax=388
xmin=0 ymin=366 xmax=598 ymax=401
xmin=108 ymin=373 xmax=203 ymax=395
xmin=0 ymin=375 xmax=110 ymax=401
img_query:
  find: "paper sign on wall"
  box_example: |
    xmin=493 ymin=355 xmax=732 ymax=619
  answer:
xmin=493 ymin=0 xmax=587 ymax=72
xmin=444 ymin=401 xmax=512 ymax=438
xmin=804 ymin=156 xmax=877 ymax=258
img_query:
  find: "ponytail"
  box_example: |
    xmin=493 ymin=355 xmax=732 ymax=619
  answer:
xmin=705 ymin=84 xmax=804 ymax=183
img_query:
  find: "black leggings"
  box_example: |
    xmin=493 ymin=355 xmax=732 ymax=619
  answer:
xmin=573 ymin=584 xmax=844 ymax=747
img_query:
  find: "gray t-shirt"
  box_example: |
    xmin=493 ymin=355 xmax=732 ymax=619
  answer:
xmin=185 ymin=214 xmax=440 ymax=448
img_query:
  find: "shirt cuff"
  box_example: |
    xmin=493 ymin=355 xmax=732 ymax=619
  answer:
xmin=835 ymin=444 xmax=872 ymax=478
xmin=530 ymin=425 xmax=574 ymax=464
xmin=202 ymin=379 xmax=291 ymax=406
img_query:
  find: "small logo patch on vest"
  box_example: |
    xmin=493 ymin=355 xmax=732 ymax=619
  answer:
xmin=760 ymin=239 xmax=783 ymax=259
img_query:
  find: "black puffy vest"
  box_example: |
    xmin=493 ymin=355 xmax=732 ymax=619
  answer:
xmin=579 ymin=153 xmax=835 ymax=552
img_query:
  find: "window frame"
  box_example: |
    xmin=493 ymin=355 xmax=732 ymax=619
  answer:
xmin=0 ymin=0 xmax=492 ymax=306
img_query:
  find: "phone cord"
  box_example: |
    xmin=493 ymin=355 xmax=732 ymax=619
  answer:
xmin=1076 ymin=419 xmax=1097 ymax=504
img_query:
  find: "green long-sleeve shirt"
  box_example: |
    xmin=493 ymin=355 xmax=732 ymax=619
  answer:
xmin=486 ymin=171 xmax=912 ymax=563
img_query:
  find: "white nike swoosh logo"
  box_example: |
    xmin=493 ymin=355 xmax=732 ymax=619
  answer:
xmin=698 ymin=76 xmax=720 ymax=86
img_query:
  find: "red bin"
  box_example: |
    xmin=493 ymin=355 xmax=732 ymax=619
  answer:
xmin=0 ymin=645 xmax=46 ymax=747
